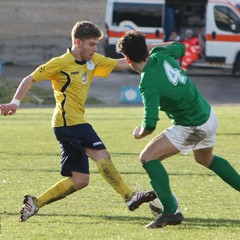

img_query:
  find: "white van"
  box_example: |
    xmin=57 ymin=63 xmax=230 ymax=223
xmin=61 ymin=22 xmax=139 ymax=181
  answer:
xmin=104 ymin=0 xmax=165 ymax=58
xmin=104 ymin=0 xmax=240 ymax=75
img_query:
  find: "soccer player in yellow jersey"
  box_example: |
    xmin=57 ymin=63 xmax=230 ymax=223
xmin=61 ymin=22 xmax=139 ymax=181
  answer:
xmin=0 ymin=21 xmax=156 ymax=222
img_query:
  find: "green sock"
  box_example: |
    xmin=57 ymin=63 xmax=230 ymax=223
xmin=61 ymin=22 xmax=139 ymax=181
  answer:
xmin=143 ymin=160 xmax=177 ymax=214
xmin=209 ymin=155 xmax=240 ymax=191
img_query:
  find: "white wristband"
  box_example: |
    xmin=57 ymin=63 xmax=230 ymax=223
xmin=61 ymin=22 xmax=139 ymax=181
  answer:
xmin=10 ymin=99 xmax=20 ymax=107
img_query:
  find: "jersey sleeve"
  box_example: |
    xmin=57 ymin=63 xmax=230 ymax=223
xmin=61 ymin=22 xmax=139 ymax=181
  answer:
xmin=151 ymin=42 xmax=186 ymax=60
xmin=165 ymin=42 xmax=186 ymax=59
xmin=140 ymin=84 xmax=160 ymax=131
xmin=31 ymin=57 xmax=62 ymax=82
xmin=93 ymin=54 xmax=117 ymax=78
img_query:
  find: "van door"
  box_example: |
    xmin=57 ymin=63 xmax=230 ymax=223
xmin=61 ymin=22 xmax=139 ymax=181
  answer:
xmin=205 ymin=0 xmax=240 ymax=65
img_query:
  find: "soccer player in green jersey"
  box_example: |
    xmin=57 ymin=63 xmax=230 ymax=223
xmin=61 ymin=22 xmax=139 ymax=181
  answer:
xmin=0 ymin=22 xmax=156 ymax=222
xmin=116 ymin=30 xmax=240 ymax=229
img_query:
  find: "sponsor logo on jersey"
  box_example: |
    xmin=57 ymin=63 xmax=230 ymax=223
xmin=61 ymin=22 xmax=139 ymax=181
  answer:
xmin=71 ymin=71 xmax=79 ymax=75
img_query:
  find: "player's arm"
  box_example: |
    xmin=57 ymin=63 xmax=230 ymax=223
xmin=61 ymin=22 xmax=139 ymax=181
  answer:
xmin=114 ymin=58 xmax=131 ymax=71
xmin=150 ymin=42 xmax=186 ymax=59
xmin=147 ymin=41 xmax=174 ymax=51
xmin=0 ymin=75 xmax=35 ymax=116
xmin=133 ymin=90 xmax=160 ymax=139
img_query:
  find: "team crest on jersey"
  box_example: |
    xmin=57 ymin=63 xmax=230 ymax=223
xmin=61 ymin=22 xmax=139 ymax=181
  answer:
xmin=87 ymin=60 xmax=95 ymax=70
xmin=82 ymin=73 xmax=87 ymax=84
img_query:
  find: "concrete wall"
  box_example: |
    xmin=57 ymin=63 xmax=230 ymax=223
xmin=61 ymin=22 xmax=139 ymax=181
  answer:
xmin=0 ymin=0 xmax=106 ymax=65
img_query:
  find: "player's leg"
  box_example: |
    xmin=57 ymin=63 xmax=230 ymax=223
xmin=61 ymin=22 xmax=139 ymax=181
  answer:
xmin=19 ymin=173 xmax=88 ymax=222
xmin=194 ymin=148 xmax=240 ymax=191
xmin=80 ymin=122 xmax=156 ymax=209
xmin=34 ymin=139 xmax=90 ymax=207
xmin=86 ymin=148 xmax=133 ymax=200
xmin=142 ymin=133 xmax=180 ymax=215
xmin=193 ymin=107 xmax=240 ymax=192
xmin=20 ymin=127 xmax=90 ymax=222
xmin=85 ymin=147 xmax=156 ymax=210
xmin=81 ymin=123 xmax=134 ymax=201
xmin=140 ymin=132 xmax=184 ymax=228
xmin=36 ymin=172 xmax=89 ymax=208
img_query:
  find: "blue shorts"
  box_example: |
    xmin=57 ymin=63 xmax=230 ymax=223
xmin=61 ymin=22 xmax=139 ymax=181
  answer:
xmin=53 ymin=123 xmax=106 ymax=176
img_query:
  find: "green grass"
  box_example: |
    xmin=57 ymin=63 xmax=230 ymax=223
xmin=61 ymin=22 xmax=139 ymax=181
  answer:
xmin=0 ymin=78 xmax=54 ymax=105
xmin=0 ymin=106 xmax=240 ymax=240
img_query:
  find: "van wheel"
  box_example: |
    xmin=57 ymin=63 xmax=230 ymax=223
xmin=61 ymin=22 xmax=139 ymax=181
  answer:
xmin=232 ymin=52 xmax=240 ymax=76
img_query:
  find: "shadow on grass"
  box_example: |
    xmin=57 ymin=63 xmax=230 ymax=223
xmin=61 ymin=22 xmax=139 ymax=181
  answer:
xmin=1 ymin=167 xmax=215 ymax=177
xmin=4 ymin=212 xmax=240 ymax=228
xmin=0 ymin=152 xmax=59 ymax=157
xmin=183 ymin=217 xmax=240 ymax=228
xmin=1 ymin=167 xmax=216 ymax=177
xmin=217 ymin=133 xmax=240 ymax=136
xmin=3 ymin=211 xmax=151 ymax=223
xmin=1 ymin=168 xmax=59 ymax=173
xmin=112 ymin=152 xmax=139 ymax=156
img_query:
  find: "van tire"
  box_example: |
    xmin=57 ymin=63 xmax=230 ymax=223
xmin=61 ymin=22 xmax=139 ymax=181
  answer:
xmin=232 ymin=52 xmax=240 ymax=76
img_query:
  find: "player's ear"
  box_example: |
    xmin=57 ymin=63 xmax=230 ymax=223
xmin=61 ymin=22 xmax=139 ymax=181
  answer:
xmin=74 ymin=38 xmax=81 ymax=46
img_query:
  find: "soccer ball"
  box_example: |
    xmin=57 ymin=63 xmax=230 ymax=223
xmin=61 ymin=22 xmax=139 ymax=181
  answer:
xmin=149 ymin=194 xmax=179 ymax=217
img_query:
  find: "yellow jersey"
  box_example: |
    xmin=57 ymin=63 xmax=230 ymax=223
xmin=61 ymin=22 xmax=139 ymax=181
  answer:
xmin=31 ymin=49 xmax=117 ymax=127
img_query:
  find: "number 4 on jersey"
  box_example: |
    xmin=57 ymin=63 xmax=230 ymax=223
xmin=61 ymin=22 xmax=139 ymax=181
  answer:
xmin=163 ymin=61 xmax=186 ymax=86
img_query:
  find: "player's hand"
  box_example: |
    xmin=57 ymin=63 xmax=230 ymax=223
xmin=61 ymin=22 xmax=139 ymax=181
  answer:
xmin=133 ymin=126 xmax=143 ymax=139
xmin=133 ymin=126 xmax=152 ymax=139
xmin=0 ymin=103 xmax=18 ymax=116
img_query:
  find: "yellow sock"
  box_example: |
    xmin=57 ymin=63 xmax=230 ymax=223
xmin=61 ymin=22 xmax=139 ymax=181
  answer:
xmin=35 ymin=177 xmax=76 ymax=208
xmin=96 ymin=158 xmax=134 ymax=201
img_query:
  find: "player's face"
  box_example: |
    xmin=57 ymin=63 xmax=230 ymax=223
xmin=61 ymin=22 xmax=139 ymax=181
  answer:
xmin=79 ymin=38 xmax=99 ymax=61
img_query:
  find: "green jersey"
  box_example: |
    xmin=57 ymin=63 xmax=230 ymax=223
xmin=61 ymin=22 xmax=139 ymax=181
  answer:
xmin=140 ymin=42 xmax=211 ymax=131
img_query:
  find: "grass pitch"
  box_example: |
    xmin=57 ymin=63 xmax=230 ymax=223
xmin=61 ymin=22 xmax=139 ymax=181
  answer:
xmin=0 ymin=106 xmax=240 ymax=240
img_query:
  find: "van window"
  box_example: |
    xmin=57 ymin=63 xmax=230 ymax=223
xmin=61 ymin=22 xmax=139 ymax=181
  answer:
xmin=112 ymin=3 xmax=163 ymax=28
xmin=214 ymin=5 xmax=240 ymax=32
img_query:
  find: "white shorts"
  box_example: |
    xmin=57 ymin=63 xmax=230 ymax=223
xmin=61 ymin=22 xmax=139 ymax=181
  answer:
xmin=164 ymin=108 xmax=218 ymax=154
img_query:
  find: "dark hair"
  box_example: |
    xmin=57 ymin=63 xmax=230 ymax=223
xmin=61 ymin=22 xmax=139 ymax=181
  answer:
xmin=116 ymin=30 xmax=149 ymax=62
xmin=71 ymin=21 xmax=103 ymax=41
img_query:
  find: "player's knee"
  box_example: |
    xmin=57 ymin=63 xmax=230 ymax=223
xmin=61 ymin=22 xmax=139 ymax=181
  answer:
xmin=71 ymin=175 xmax=90 ymax=190
xmin=88 ymin=149 xmax=110 ymax=162
xmin=139 ymin=149 xmax=151 ymax=164
xmin=99 ymin=149 xmax=111 ymax=159
xmin=194 ymin=156 xmax=213 ymax=168
xmin=194 ymin=153 xmax=214 ymax=168
xmin=73 ymin=179 xmax=89 ymax=190
xmin=139 ymin=148 xmax=166 ymax=164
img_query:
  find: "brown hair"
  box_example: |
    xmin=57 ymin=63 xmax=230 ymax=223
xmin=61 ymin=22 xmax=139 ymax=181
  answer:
xmin=71 ymin=21 xmax=103 ymax=41
xmin=116 ymin=30 xmax=149 ymax=62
